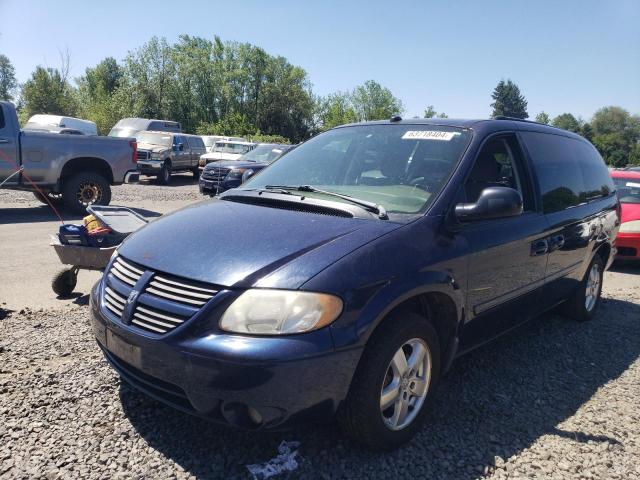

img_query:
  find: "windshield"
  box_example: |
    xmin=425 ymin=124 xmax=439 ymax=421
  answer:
xmin=108 ymin=127 xmax=140 ymax=138
xmin=241 ymin=124 xmax=471 ymax=214
xmin=136 ymin=132 xmax=172 ymax=147
xmin=614 ymin=177 xmax=640 ymax=204
xmin=213 ymin=142 xmax=254 ymax=154
xmin=240 ymin=145 xmax=287 ymax=163
xmin=203 ymin=136 xmax=223 ymax=147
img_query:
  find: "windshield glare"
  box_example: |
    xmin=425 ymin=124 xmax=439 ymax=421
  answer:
xmin=241 ymin=125 xmax=471 ymax=214
xmin=214 ymin=143 xmax=253 ymax=154
xmin=240 ymin=145 xmax=286 ymax=163
xmin=108 ymin=127 xmax=139 ymax=138
xmin=614 ymin=178 xmax=640 ymax=204
xmin=136 ymin=132 xmax=172 ymax=147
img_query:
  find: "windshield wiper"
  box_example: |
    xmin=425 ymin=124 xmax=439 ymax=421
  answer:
xmin=265 ymin=185 xmax=388 ymax=219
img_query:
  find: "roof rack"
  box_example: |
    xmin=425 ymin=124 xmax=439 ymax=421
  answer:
xmin=493 ymin=116 xmax=549 ymax=126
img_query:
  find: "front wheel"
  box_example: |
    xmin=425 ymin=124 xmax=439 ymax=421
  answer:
xmin=338 ymin=311 xmax=441 ymax=451
xmin=561 ymin=254 xmax=604 ymax=321
xmin=51 ymin=268 xmax=77 ymax=297
xmin=158 ymin=162 xmax=172 ymax=185
xmin=61 ymin=172 xmax=111 ymax=214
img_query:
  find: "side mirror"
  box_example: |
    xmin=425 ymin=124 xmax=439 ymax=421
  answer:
xmin=241 ymin=169 xmax=255 ymax=183
xmin=455 ymin=186 xmax=523 ymax=222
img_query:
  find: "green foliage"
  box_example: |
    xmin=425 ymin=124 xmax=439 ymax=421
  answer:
xmin=246 ymin=134 xmax=291 ymax=144
xmin=490 ymin=79 xmax=528 ymax=119
xmin=552 ymin=113 xmax=582 ymax=133
xmin=0 ymin=54 xmax=18 ymax=101
xmin=535 ymin=111 xmax=550 ymax=124
xmin=316 ymin=81 xmax=403 ymax=131
xmin=20 ymin=66 xmax=77 ymax=123
xmin=424 ymin=105 xmax=448 ymax=119
xmin=352 ymin=80 xmax=403 ymax=122
xmin=590 ymin=106 xmax=640 ymax=167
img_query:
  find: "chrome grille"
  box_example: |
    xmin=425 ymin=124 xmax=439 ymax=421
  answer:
xmin=137 ymin=150 xmax=151 ymax=160
xmin=104 ymin=286 xmax=126 ymax=318
xmin=110 ymin=257 xmax=143 ymax=287
xmin=103 ymin=255 xmax=219 ymax=335
xmin=202 ymin=167 xmax=230 ymax=182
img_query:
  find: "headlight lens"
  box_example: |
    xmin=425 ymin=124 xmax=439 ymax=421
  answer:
xmin=220 ymin=289 xmax=343 ymax=335
xmin=227 ymin=168 xmax=247 ymax=179
xmin=619 ymin=220 xmax=640 ymax=233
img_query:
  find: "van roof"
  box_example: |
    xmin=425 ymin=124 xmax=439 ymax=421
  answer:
xmin=337 ymin=117 xmax=587 ymax=141
xmin=114 ymin=118 xmax=180 ymax=127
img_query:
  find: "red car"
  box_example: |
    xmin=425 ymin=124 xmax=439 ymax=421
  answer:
xmin=611 ymin=169 xmax=640 ymax=260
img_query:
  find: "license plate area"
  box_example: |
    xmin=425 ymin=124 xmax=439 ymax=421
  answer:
xmin=106 ymin=329 xmax=142 ymax=369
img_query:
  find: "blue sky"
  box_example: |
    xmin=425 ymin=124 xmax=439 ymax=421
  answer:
xmin=1 ymin=0 xmax=638 ymax=120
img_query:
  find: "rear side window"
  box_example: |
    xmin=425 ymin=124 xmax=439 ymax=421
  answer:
xmin=188 ymin=136 xmax=204 ymax=149
xmin=0 ymin=106 xmax=5 ymax=129
xmin=570 ymin=139 xmax=614 ymax=200
xmin=521 ymin=132 xmax=586 ymax=213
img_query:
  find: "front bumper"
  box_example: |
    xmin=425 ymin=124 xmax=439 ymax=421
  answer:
xmin=90 ymin=281 xmax=358 ymax=429
xmin=615 ymin=233 xmax=640 ymax=260
xmin=199 ymin=178 xmax=240 ymax=196
xmin=137 ymin=160 xmax=163 ymax=175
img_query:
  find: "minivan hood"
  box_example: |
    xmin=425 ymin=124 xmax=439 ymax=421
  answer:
xmin=118 ymin=199 xmax=402 ymax=289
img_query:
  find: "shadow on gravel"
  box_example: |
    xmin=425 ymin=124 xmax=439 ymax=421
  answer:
xmin=119 ymin=297 xmax=640 ymax=479
xmin=0 ymin=205 xmax=161 ymax=224
xmin=609 ymin=262 xmax=640 ymax=274
xmin=138 ymin=173 xmax=199 ymax=187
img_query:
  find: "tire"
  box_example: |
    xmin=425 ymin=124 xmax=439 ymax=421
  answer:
xmin=51 ymin=268 xmax=77 ymax=297
xmin=33 ymin=191 xmax=62 ymax=206
xmin=338 ymin=311 xmax=441 ymax=451
xmin=158 ymin=161 xmax=171 ymax=185
xmin=560 ymin=254 xmax=605 ymax=322
xmin=61 ymin=172 xmax=111 ymax=214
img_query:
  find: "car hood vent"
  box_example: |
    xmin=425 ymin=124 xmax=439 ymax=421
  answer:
xmin=222 ymin=195 xmax=354 ymax=218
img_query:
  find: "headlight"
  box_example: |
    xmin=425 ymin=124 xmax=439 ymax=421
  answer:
xmin=199 ymin=158 xmax=206 ymax=167
xmin=220 ymin=289 xmax=343 ymax=335
xmin=150 ymin=153 xmax=162 ymax=160
xmin=226 ymin=168 xmax=247 ymax=179
xmin=619 ymin=220 xmax=640 ymax=233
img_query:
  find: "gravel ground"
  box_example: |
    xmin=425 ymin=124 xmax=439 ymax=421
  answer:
xmin=1 ymin=272 xmax=639 ymax=479
xmin=0 ymin=174 xmax=203 ymax=206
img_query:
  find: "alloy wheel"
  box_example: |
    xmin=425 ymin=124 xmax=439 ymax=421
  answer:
xmin=76 ymin=182 xmax=102 ymax=206
xmin=585 ymin=262 xmax=601 ymax=312
xmin=380 ymin=338 xmax=431 ymax=431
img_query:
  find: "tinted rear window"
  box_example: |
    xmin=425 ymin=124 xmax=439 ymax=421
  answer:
xmin=521 ymin=132 xmax=585 ymax=213
xmin=0 ymin=106 xmax=5 ymax=129
xmin=187 ymin=136 xmax=204 ymax=148
xmin=570 ymin=139 xmax=614 ymax=200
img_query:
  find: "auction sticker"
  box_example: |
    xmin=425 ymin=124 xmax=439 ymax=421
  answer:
xmin=402 ymin=130 xmax=456 ymax=141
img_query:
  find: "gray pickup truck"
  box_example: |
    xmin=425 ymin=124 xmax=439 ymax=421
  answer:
xmin=0 ymin=101 xmax=139 ymax=213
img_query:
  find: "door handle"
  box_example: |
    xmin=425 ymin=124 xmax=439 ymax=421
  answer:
xmin=551 ymin=234 xmax=565 ymax=250
xmin=531 ymin=239 xmax=548 ymax=256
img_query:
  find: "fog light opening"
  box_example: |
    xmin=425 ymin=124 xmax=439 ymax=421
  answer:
xmin=248 ymin=406 xmax=263 ymax=426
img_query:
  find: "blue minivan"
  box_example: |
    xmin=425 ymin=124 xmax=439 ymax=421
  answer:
xmin=90 ymin=117 xmax=618 ymax=450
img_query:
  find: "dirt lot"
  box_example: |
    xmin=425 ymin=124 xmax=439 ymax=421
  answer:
xmin=1 ymin=178 xmax=639 ymax=479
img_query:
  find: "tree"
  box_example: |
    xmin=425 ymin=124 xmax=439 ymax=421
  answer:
xmin=351 ymin=80 xmax=403 ymax=122
xmin=20 ymin=66 xmax=77 ymax=122
xmin=552 ymin=113 xmax=582 ymax=133
xmin=535 ymin=111 xmax=550 ymax=124
xmin=590 ymin=106 xmax=640 ymax=167
xmin=75 ymin=57 xmax=128 ymax=134
xmin=0 ymin=54 xmax=17 ymax=101
xmin=490 ymin=79 xmax=528 ymax=119
xmin=316 ymin=92 xmax=357 ymax=130
xmin=424 ymin=105 xmax=448 ymax=119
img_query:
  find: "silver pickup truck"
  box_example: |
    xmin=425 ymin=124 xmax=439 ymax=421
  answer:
xmin=0 ymin=101 xmax=139 ymax=213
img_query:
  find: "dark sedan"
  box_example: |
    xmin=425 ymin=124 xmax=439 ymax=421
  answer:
xmin=199 ymin=143 xmax=294 ymax=196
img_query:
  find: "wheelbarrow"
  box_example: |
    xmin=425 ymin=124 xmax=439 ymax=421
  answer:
xmin=50 ymin=205 xmax=148 ymax=296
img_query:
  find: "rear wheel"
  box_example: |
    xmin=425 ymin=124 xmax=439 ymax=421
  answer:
xmin=61 ymin=172 xmax=111 ymax=214
xmin=338 ymin=311 xmax=441 ymax=451
xmin=158 ymin=161 xmax=171 ymax=185
xmin=561 ymin=254 xmax=604 ymax=321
